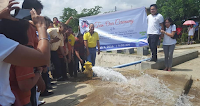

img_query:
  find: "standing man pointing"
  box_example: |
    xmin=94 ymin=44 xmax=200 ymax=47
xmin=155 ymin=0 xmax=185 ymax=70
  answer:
xmin=84 ymin=23 xmax=100 ymax=66
xmin=147 ymin=4 xmax=164 ymax=62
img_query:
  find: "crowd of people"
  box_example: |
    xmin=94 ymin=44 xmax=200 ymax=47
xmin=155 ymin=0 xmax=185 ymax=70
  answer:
xmin=0 ymin=0 xmax=100 ymax=106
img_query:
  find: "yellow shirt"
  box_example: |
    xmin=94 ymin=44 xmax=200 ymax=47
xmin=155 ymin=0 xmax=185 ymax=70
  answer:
xmin=53 ymin=23 xmax=60 ymax=28
xmin=83 ymin=32 xmax=99 ymax=48
xmin=68 ymin=34 xmax=75 ymax=46
xmin=47 ymin=28 xmax=64 ymax=51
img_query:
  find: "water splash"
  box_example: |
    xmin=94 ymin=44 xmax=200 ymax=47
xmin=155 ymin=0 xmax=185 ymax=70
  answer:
xmin=128 ymin=74 xmax=175 ymax=102
xmin=175 ymin=94 xmax=194 ymax=106
xmin=92 ymin=66 xmax=193 ymax=106
xmin=92 ymin=66 xmax=128 ymax=83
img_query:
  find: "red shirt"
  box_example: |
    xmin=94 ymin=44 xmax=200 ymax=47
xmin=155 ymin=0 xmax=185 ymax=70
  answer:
xmin=9 ymin=66 xmax=35 ymax=105
xmin=176 ymin=27 xmax=182 ymax=35
xmin=74 ymin=40 xmax=85 ymax=56
xmin=57 ymin=44 xmax=67 ymax=58
xmin=67 ymin=42 xmax=72 ymax=52
xmin=9 ymin=23 xmax=38 ymax=105
xmin=26 ymin=23 xmax=38 ymax=49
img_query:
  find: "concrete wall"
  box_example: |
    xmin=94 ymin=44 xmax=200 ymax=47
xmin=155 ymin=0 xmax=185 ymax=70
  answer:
xmin=141 ymin=50 xmax=199 ymax=70
xmin=95 ymin=49 xmax=198 ymax=71
xmin=95 ymin=53 xmax=148 ymax=70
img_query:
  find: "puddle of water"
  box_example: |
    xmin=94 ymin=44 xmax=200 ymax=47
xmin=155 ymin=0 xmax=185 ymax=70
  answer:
xmin=92 ymin=66 xmax=194 ymax=106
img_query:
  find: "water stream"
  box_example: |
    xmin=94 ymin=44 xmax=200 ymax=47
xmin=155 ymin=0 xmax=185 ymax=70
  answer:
xmin=92 ymin=66 xmax=193 ymax=106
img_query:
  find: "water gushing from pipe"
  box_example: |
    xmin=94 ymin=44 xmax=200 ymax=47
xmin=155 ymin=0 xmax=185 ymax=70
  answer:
xmin=92 ymin=66 xmax=193 ymax=106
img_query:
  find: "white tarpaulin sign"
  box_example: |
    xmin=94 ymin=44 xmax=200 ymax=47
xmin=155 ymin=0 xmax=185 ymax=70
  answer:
xmin=79 ymin=7 xmax=148 ymax=51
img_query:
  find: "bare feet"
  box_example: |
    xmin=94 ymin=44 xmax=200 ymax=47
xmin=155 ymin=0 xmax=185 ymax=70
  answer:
xmin=168 ymin=68 xmax=172 ymax=71
xmin=164 ymin=68 xmax=168 ymax=71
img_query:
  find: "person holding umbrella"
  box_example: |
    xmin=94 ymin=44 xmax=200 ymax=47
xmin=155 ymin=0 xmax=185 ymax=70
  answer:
xmin=188 ymin=25 xmax=195 ymax=45
xmin=183 ymin=20 xmax=196 ymax=45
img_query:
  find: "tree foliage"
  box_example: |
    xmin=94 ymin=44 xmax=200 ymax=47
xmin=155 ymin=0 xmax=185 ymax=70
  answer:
xmin=156 ymin=0 xmax=200 ymax=25
xmin=60 ymin=6 xmax=102 ymax=32
xmin=104 ymin=10 xmax=115 ymax=14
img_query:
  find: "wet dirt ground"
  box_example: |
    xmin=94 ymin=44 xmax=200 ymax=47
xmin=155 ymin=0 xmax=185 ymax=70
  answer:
xmin=77 ymin=69 xmax=189 ymax=106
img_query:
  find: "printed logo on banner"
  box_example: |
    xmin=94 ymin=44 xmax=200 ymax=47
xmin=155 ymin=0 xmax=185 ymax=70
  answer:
xmin=81 ymin=20 xmax=89 ymax=29
xmin=139 ymin=31 xmax=146 ymax=36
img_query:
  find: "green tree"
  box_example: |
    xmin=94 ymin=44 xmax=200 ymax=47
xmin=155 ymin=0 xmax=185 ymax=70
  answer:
xmin=104 ymin=10 xmax=115 ymax=14
xmin=60 ymin=6 xmax=102 ymax=33
xmin=156 ymin=0 xmax=200 ymax=25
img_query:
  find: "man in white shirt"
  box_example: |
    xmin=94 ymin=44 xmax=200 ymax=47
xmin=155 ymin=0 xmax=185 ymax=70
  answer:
xmin=147 ymin=4 xmax=164 ymax=62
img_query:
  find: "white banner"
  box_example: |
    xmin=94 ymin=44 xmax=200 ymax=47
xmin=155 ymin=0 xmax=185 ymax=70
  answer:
xmin=79 ymin=7 xmax=148 ymax=51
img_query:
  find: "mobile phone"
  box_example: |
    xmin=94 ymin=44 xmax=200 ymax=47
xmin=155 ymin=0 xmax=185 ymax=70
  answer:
xmin=14 ymin=9 xmax=31 ymax=19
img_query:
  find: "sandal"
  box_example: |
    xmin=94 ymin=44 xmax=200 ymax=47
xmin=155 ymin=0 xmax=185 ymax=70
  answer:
xmin=168 ymin=68 xmax=172 ymax=71
xmin=164 ymin=68 xmax=168 ymax=71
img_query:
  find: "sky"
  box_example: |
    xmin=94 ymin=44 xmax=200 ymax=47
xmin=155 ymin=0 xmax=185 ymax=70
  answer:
xmin=14 ymin=0 xmax=156 ymax=21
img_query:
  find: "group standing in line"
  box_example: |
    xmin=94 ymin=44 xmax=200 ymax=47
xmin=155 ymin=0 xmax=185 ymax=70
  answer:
xmin=0 ymin=0 xmax=101 ymax=106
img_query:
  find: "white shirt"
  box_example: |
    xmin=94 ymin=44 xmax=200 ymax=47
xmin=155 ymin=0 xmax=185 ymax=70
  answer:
xmin=0 ymin=34 xmax=19 ymax=106
xmin=188 ymin=27 xmax=194 ymax=36
xmin=163 ymin=24 xmax=177 ymax=45
xmin=147 ymin=13 xmax=164 ymax=35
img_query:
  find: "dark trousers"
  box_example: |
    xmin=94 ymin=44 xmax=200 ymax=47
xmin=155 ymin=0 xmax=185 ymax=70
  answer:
xmin=148 ymin=34 xmax=160 ymax=59
xmin=30 ymin=86 xmax=37 ymax=106
xmin=46 ymin=68 xmax=51 ymax=86
xmin=42 ymin=72 xmax=48 ymax=87
xmin=60 ymin=58 xmax=68 ymax=79
xmin=75 ymin=55 xmax=85 ymax=73
xmin=40 ymin=71 xmax=49 ymax=96
xmin=51 ymin=51 xmax=62 ymax=78
xmin=194 ymin=30 xmax=198 ymax=41
xmin=68 ymin=60 xmax=75 ymax=77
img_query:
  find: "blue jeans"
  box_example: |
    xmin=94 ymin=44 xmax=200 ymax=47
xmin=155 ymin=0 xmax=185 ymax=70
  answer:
xmin=87 ymin=48 xmax=96 ymax=66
